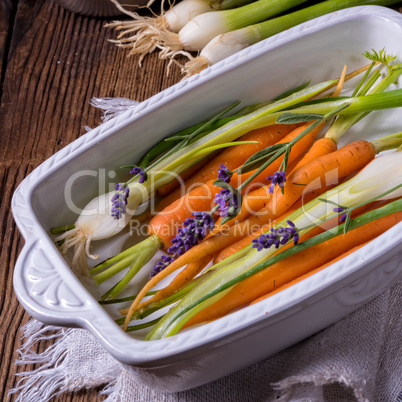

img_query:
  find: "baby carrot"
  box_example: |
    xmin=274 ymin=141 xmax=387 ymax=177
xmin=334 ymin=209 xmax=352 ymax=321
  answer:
xmin=156 ymin=123 xmax=296 ymax=210
xmin=127 ymin=254 xmax=216 ymax=316
xmin=156 ymin=152 xmax=218 ymax=197
xmin=214 ymin=184 xmax=335 ymax=262
xmin=259 ymin=140 xmax=375 ymax=223
xmin=249 ymin=241 xmax=369 ymax=305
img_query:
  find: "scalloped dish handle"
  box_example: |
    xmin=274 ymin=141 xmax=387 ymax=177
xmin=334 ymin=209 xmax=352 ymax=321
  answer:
xmin=13 ymin=239 xmax=93 ymax=327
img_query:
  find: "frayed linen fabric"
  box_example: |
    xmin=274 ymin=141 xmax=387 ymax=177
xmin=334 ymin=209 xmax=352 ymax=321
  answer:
xmin=10 ymin=281 xmax=402 ymax=402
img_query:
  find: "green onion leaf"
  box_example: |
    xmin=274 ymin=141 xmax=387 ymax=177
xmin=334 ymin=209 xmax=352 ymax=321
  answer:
xmin=276 ymin=112 xmax=324 ymax=124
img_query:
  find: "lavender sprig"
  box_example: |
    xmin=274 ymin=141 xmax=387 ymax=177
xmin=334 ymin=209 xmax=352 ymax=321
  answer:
xmin=318 ymin=198 xmax=351 ymax=231
xmin=252 ymin=220 xmax=299 ymax=251
xmin=111 ymin=166 xmax=148 ymax=219
xmin=333 ymin=206 xmax=348 ymax=223
xmin=266 ymin=171 xmax=287 ymax=194
xmin=129 ymin=166 xmax=147 ymax=183
xmin=214 ymin=188 xmax=240 ymax=218
xmin=212 ymin=179 xmax=243 ymax=223
xmin=150 ymin=212 xmax=214 ymax=278
xmin=111 ymin=183 xmax=130 ymax=220
xmin=150 ymin=255 xmax=175 ymax=278
xmin=217 ymin=164 xmax=233 ymax=183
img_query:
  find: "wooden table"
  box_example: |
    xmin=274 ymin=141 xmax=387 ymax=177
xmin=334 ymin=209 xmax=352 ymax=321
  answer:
xmin=1 ymin=1 xmax=401 ymax=401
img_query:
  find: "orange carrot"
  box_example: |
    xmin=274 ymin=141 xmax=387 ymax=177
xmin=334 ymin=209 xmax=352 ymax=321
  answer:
xmin=250 ymin=241 xmax=369 ymax=305
xmin=183 ymin=210 xmax=402 ymax=328
xmin=257 ymin=140 xmax=375 ymax=224
xmin=148 ymin=181 xmax=219 ymax=249
xmin=156 ymin=124 xmax=297 ymax=211
xmin=156 ymin=152 xmax=218 ymax=197
xmin=130 ymin=254 xmax=216 ymax=315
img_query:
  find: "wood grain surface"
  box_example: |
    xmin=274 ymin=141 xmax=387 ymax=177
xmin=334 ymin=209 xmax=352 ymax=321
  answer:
xmin=1 ymin=1 xmax=401 ymax=401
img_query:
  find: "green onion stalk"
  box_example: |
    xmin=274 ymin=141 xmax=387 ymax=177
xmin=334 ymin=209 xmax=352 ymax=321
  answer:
xmin=325 ymin=49 xmax=402 ymax=143
xmin=136 ymin=81 xmax=312 ymax=170
xmin=114 ymin=274 xmax=211 ymax=332
xmin=183 ymin=0 xmax=402 ymax=76
xmin=143 ymin=153 xmax=402 ymax=338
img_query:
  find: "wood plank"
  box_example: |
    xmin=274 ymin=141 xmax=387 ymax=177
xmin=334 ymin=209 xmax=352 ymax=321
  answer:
xmin=0 ymin=0 xmax=16 ymax=93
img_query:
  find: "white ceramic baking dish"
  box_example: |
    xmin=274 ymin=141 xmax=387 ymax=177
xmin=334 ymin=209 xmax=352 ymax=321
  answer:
xmin=12 ymin=6 xmax=402 ymax=392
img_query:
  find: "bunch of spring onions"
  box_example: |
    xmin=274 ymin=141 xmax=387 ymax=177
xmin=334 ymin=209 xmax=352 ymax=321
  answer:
xmin=83 ymin=49 xmax=402 ymax=303
xmin=181 ymin=0 xmax=402 ymax=76
xmin=107 ymin=0 xmax=401 ymax=76
xmin=54 ymin=76 xmax=339 ymax=274
xmin=130 ymin=152 xmax=402 ymax=337
xmin=106 ymin=0 xmax=262 ymax=64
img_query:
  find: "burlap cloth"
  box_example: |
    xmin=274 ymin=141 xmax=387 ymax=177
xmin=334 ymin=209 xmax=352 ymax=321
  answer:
xmin=10 ymin=99 xmax=402 ymax=401
xmin=10 ymin=280 xmax=402 ymax=401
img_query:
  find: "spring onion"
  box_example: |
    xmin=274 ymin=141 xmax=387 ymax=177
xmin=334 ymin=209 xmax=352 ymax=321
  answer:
xmin=158 ymin=0 xmax=309 ymax=56
xmin=182 ymin=0 xmax=401 ymax=76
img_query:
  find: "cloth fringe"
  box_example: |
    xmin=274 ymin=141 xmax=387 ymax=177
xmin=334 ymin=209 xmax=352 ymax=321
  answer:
xmin=9 ymin=321 xmax=120 ymax=402
xmin=10 ymin=321 xmax=71 ymax=402
xmin=84 ymin=97 xmax=139 ymax=132
xmin=90 ymin=97 xmax=140 ymax=123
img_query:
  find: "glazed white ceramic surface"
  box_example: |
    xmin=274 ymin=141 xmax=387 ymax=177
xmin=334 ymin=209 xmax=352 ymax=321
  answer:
xmin=12 ymin=6 xmax=402 ymax=391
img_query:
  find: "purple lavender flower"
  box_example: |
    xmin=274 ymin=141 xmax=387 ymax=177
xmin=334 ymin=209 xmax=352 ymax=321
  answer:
xmin=111 ymin=183 xmax=130 ymax=219
xmin=214 ymin=188 xmax=230 ymax=215
xmin=130 ymin=166 xmax=147 ymax=183
xmin=168 ymin=212 xmax=214 ymax=255
xmin=252 ymin=220 xmax=299 ymax=251
xmin=333 ymin=206 xmax=348 ymax=223
xmin=214 ymin=188 xmax=239 ymax=218
xmin=217 ymin=164 xmax=232 ymax=183
xmin=150 ymin=212 xmax=214 ymax=278
xmin=266 ymin=171 xmax=286 ymax=193
xmin=149 ymin=255 xmax=175 ymax=278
